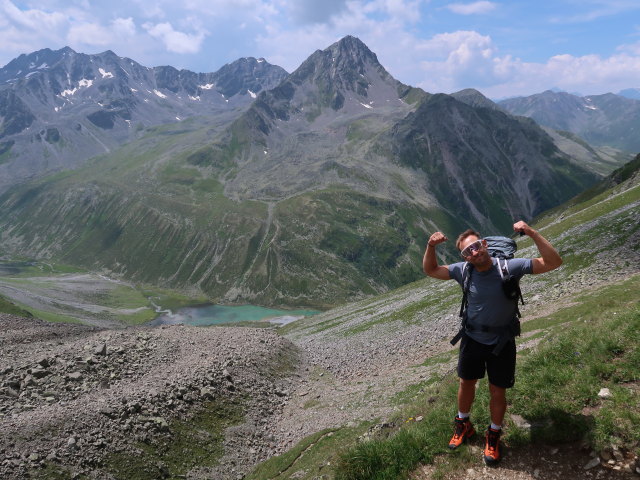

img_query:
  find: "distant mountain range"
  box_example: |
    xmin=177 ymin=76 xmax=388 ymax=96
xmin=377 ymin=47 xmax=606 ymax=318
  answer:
xmin=0 ymin=46 xmax=288 ymax=191
xmin=0 ymin=37 xmax=633 ymax=306
xmin=498 ymin=90 xmax=640 ymax=152
xmin=618 ymin=88 xmax=640 ymax=100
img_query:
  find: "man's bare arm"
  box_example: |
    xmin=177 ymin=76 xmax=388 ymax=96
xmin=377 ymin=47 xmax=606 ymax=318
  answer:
xmin=513 ymin=221 xmax=562 ymax=274
xmin=423 ymin=231 xmax=451 ymax=280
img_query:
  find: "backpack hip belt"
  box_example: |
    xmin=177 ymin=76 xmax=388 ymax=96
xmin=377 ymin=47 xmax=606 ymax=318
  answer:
xmin=450 ymin=318 xmax=521 ymax=355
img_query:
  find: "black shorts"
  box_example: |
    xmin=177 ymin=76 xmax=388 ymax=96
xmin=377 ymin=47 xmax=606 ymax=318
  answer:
xmin=457 ymin=334 xmax=516 ymax=388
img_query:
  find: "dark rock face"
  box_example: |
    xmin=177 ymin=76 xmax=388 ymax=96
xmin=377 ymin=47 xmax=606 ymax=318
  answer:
xmin=388 ymin=93 xmax=598 ymax=231
xmin=0 ymin=90 xmax=36 ymax=138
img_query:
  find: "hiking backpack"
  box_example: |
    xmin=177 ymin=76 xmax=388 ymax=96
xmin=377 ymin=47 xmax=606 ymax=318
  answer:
xmin=450 ymin=236 xmax=525 ymax=354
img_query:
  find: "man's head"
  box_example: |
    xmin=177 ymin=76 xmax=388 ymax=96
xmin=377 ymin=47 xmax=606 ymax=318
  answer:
xmin=457 ymin=229 xmax=491 ymax=267
xmin=456 ymin=229 xmax=481 ymax=251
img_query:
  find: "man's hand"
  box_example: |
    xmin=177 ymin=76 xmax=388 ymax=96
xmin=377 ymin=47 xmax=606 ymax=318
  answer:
xmin=424 ymin=231 xmax=451 ymax=280
xmin=428 ymin=231 xmax=448 ymax=247
xmin=513 ymin=220 xmax=534 ymax=237
xmin=513 ymin=220 xmax=563 ymax=274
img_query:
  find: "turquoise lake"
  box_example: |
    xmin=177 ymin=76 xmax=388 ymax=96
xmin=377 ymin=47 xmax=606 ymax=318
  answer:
xmin=149 ymin=304 xmax=320 ymax=327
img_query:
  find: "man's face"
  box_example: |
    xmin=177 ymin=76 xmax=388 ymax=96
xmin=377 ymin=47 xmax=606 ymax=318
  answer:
xmin=459 ymin=235 xmax=489 ymax=265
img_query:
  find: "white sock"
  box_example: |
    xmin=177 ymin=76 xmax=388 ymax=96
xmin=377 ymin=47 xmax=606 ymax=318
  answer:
xmin=490 ymin=422 xmax=501 ymax=431
xmin=458 ymin=412 xmax=470 ymax=419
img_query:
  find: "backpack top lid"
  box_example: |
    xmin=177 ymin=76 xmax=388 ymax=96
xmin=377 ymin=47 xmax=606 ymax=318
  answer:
xmin=483 ymin=236 xmax=517 ymax=259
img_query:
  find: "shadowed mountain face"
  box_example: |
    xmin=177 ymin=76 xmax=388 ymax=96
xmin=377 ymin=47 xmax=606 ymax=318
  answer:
xmin=387 ymin=94 xmax=599 ymax=232
xmin=0 ymin=47 xmax=288 ymax=191
xmin=498 ymin=90 xmax=640 ymax=153
xmin=0 ymin=38 xmax=607 ymax=307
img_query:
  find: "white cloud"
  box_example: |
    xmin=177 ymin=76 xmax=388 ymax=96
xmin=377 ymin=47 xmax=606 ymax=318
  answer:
xmin=550 ymin=0 xmax=640 ymax=23
xmin=362 ymin=0 xmax=423 ymax=24
xmin=1 ymin=0 xmax=68 ymax=30
xmin=288 ymin=0 xmax=348 ymax=24
xmin=616 ymin=40 xmax=640 ymax=55
xmin=113 ymin=17 xmax=137 ymax=37
xmin=67 ymin=18 xmax=136 ymax=47
xmin=445 ymin=1 xmax=497 ymax=15
xmin=1 ymin=0 xmax=639 ymax=99
xmin=143 ymin=22 xmax=207 ymax=54
xmin=254 ymin=0 xmax=427 ymax=72
xmin=67 ymin=23 xmax=111 ymax=46
xmin=0 ymin=1 xmax=70 ymax=57
xmin=433 ymin=48 xmax=640 ymax=98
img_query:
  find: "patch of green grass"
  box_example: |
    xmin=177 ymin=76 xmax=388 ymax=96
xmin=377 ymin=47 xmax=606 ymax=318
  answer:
xmin=417 ymin=349 xmax=458 ymax=369
xmin=389 ymin=376 xmax=442 ymax=406
xmin=140 ymin=287 xmax=208 ymax=313
xmin=29 ymin=462 xmax=79 ymax=479
xmin=26 ymin=307 xmax=84 ymax=324
xmin=510 ymin=278 xmax=640 ymax=450
xmin=105 ymin=400 xmax=243 ymax=479
xmin=335 ymin=382 xmax=457 ymax=480
xmin=158 ymin=164 xmax=202 ymax=186
xmin=246 ymin=423 xmax=375 ymax=480
xmin=94 ymin=285 xmax=155 ymax=325
xmin=333 ymin=275 xmax=640 ymax=479
xmin=522 ymin=275 xmax=640 ymax=334
xmin=342 ymin=286 xmax=459 ymax=337
xmin=0 ymin=294 xmax=32 ymax=317
xmin=0 ymin=260 xmax=85 ymax=277
xmin=532 ymin=182 xmax=640 ymax=240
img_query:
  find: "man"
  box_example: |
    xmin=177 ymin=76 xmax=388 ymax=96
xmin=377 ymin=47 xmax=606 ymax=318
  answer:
xmin=422 ymin=220 xmax=562 ymax=465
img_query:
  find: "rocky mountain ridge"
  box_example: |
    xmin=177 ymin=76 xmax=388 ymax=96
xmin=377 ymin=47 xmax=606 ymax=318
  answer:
xmin=0 ymin=46 xmax=288 ymax=192
xmin=498 ymin=90 xmax=640 ymax=152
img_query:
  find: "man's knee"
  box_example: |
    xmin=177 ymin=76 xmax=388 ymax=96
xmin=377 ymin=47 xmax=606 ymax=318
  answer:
xmin=460 ymin=378 xmax=478 ymax=389
xmin=489 ymin=383 xmax=506 ymax=398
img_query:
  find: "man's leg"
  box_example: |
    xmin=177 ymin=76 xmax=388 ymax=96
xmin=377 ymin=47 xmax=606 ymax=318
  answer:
xmin=458 ymin=378 xmax=477 ymax=414
xmin=484 ymin=375 xmax=511 ymax=465
xmin=449 ymin=378 xmax=478 ymax=449
xmin=488 ymin=383 xmax=507 ymax=426
xmin=451 ymin=336 xmax=485 ymax=449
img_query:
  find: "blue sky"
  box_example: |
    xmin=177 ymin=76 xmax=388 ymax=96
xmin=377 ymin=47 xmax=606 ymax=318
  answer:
xmin=1 ymin=0 xmax=639 ymax=98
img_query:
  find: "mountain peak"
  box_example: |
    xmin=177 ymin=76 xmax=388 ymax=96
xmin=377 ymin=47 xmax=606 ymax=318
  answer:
xmin=286 ymin=35 xmax=391 ymax=103
xmin=0 ymin=46 xmax=79 ymax=84
xmin=451 ymin=88 xmax=501 ymax=110
xmin=327 ymin=35 xmax=380 ymax=68
xmin=331 ymin=35 xmax=375 ymax=55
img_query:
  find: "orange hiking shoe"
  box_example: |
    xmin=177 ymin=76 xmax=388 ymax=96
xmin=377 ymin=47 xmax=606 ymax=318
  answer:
xmin=448 ymin=416 xmax=475 ymax=449
xmin=483 ymin=426 xmax=502 ymax=465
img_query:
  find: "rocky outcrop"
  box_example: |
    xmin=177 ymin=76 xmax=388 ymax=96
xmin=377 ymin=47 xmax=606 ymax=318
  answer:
xmin=0 ymin=315 xmax=301 ymax=479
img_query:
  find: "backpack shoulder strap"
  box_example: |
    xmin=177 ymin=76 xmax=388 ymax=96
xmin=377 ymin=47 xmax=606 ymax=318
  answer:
xmin=496 ymin=257 xmax=509 ymax=280
xmin=458 ymin=262 xmax=473 ymax=317
xmin=501 ymin=258 xmax=525 ymax=309
xmin=452 ymin=263 xmax=473 ymax=346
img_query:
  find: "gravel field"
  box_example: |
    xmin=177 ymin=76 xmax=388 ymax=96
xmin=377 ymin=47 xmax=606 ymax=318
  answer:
xmin=0 ymin=316 xmax=302 ymax=479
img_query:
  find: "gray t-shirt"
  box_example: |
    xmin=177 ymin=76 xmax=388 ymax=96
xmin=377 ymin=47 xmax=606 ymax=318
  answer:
xmin=449 ymin=258 xmax=533 ymax=345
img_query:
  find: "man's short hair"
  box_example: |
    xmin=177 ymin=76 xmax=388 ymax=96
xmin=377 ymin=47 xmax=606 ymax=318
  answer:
xmin=456 ymin=229 xmax=481 ymax=250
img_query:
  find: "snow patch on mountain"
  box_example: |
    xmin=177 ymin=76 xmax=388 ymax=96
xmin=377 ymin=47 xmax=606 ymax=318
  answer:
xmin=99 ymin=68 xmax=114 ymax=79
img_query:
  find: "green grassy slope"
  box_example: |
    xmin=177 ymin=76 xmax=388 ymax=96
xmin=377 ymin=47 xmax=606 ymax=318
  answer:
xmin=0 ymin=114 xmax=450 ymax=307
xmin=246 ymin=155 xmax=640 ymax=480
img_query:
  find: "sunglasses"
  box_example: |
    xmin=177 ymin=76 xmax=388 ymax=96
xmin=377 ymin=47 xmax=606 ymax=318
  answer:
xmin=460 ymin=239 xmax=483 ymax=259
